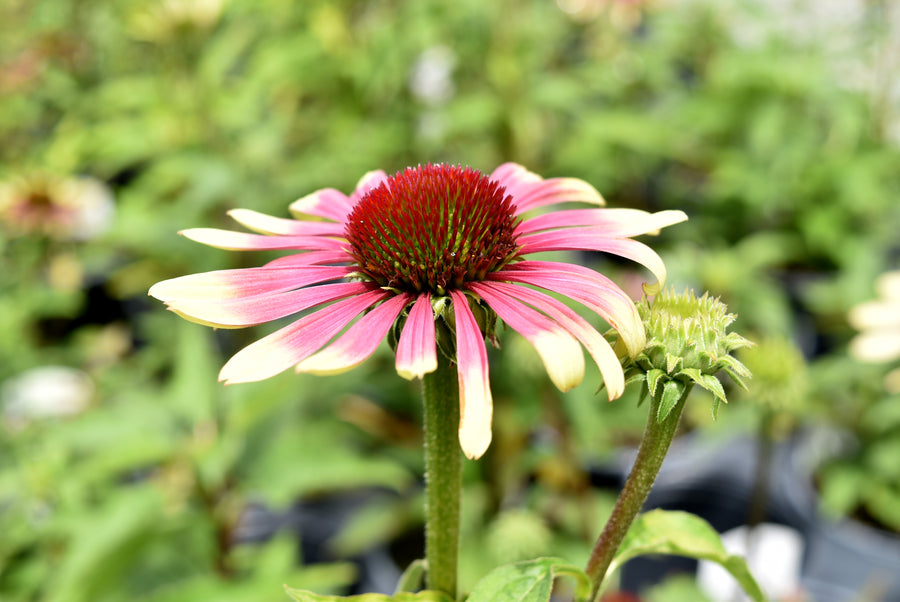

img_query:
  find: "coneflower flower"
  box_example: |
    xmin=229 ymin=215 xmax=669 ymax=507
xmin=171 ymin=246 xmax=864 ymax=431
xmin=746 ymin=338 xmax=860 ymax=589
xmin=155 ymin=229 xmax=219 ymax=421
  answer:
xmin=149 ymin=163 xmax=686 ymax=458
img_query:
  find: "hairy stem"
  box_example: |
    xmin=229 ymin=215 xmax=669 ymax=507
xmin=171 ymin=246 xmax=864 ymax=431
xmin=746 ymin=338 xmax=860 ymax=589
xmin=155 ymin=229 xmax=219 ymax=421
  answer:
xmin=585 ymin=385 xmax=692 ymax=600
xmin=422 ymin=355 xmax=462 ymax=598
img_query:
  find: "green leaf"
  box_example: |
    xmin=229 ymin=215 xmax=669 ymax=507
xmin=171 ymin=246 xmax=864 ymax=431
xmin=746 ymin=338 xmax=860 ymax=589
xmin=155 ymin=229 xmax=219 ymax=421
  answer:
xmin=466 ymin=557 xmax=591 ymax=602
xmin=394 ymin=559 xmax=427 ymax=594
xmin=608 ymin=510 xmax=766 ymax=602
xmin=682 ymin=369 xmax=727 ymax=404
xmin=657 ymin=381 xmax=684 ymax=423
xmin=283 ymin=588 xmax=453 ymax=602
xmin=646 ymin=369 xmax=666 ymax=397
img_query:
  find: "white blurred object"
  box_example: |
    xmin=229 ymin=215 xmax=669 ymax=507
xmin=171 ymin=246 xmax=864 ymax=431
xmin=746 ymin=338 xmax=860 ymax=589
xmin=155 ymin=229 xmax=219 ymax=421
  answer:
xmin=849 ymin=271 xmax=900 ymax=364
xmin=408 ymin=46 xmax=456 ymax=105
xmin=2 ymin=366 xmax=94 ymax=425
xmin=697 ymin=523 xmax=804 ymax=601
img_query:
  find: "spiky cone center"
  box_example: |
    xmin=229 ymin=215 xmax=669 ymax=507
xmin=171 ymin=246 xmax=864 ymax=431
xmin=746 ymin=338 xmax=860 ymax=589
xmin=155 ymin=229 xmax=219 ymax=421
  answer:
xmin=345 ymin=164 xmax=520 ymax=295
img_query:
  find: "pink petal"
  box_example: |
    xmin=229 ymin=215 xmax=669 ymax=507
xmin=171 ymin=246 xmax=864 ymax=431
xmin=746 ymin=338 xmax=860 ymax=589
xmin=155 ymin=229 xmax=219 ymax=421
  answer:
xmin=218 ymin=289 xmax=389 ymax=384
xmin=348 ymin=170 xmax=390 ymax=204
xmin=180 ymin=228 xmax=347 ymax=252
xmin=490 ymin=261 xmax=646 ymax=358
xmin=517 ymin=231 xmax=668 ymax=295
xmin=516 ymin=208 xmax=688 ymax=237
xmin=511 ymin=178 xmax=605 ymax=215
xmin=395 ymin=293 xmax=438 ymax=380
xmin=489 ymin=162 xmax=542 ymax=191
xmin=289 ymin=188 xmax=355 ymax=222
xmin=470 ymin=281 xmax=624 ymax=400
xmin=264 ymin=250 xmax=355 ymax=267
xmin=149 ymin=265 xmax=354 ymax=302
xmin=162 ymin=282 xmax=376 ymax=328
xmin=450 ymin=290 xmax=493 ymax=460
xmin=296 ymin=293 xmax=411 ymax=375
xmin=467 ymin=283 xmax=585 ymax=392
xmin=227 ymin=209 xmax=346 ymax=237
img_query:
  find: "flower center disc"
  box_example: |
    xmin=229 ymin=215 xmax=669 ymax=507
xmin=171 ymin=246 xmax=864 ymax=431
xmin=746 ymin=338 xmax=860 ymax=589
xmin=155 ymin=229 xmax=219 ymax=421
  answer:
xmin=345 ymin=164 xmax=520 ymax=294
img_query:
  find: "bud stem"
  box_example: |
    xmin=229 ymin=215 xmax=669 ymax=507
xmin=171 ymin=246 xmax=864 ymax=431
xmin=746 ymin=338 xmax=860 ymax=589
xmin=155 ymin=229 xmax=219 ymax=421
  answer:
xmin=422 ymin=354 xmax=462 ymax=598
xmin=585 ymin=384 xmax=693 ymax=600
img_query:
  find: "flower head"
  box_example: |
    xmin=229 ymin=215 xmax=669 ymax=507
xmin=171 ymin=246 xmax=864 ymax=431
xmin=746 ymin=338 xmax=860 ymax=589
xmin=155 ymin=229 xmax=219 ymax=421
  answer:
xmin=149 ymin=163 xmax=686 ymax=458
xmin=618 ymin=288 xmax=752 ymax=421
xmin=0 ymin=173 xmax=114 ymax=241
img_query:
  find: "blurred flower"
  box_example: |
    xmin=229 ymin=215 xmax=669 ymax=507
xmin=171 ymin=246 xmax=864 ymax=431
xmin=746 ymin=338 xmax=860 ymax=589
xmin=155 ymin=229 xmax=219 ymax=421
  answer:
xmin=849 ymin=270 xmax=900 ymax=364
xmin=150 ymin=163 xmax=686 ymax=458
xmin=739 ymin=336 xmax=807 ymax=415
xmin=0 ymin=173 xmax=114 ymax=241
xmin=1 ymin=366 xmax=93 ymax=427
xmin=128 ymin=0 xmax=224 ymax=42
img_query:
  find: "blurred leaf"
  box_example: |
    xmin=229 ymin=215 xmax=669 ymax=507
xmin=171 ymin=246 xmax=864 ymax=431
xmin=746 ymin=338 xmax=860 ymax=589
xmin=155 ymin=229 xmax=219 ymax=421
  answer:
xmin=608 ymin=510 xmax=765 ymax=602
xmin=466 ymin=557 xmax=590 ymax=602
xmin=284 ymin=588 xmax=453 ymax=602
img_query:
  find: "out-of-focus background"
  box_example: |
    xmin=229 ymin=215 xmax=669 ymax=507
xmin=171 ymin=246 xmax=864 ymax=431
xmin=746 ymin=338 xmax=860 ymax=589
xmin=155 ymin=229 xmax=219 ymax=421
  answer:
xmin=2 ymin=1 xmax=899 ymax=601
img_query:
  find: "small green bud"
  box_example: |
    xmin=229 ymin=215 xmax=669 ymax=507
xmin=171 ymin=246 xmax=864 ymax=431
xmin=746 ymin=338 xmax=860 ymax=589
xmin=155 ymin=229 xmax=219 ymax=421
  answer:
xmin=620 ymin=288 xmax=753 ymax=420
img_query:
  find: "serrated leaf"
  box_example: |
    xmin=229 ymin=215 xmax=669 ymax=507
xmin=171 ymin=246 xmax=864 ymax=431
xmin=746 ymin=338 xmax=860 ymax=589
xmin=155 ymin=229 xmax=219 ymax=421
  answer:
xmin=657 ymin=380 xmax=684 ymax=423
xmin=466 ymin=557 xmax=591 ymax=602
xmin=665 ymin=354 xmax=682 ymax=374
xmin=646 ymin=369 xmax=666 ymax=397
xmin=608 ymin=510 xmax=766 ymax=602
xmin=283 ymin=587 xmax=453 ymax=602
xmin=699 ymin=374 xmax=726 ymax=403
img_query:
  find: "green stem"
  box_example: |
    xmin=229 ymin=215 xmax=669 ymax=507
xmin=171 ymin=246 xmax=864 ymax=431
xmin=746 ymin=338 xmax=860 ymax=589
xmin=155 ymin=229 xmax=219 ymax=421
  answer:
xmin=585 ymin=384 xmax=692 ymax=601
xmin=422 ymin=355 xmax=462 ymax=598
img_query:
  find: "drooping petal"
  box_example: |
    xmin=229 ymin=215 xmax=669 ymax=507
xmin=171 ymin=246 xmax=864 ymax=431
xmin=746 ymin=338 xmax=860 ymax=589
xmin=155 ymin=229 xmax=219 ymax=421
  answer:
xmin=467 ymin=283 xmax=585 ymax=392
xmin=470 ymin=281 xmax=624 ymax=399
xmin=517 ymin=231 xmax=668 ymax=295
xmin=510 ymin=178 xmax=606 ymax=215
xmin=218 ymin=290 xmax=390 ymax=384
xmin=450 ymin=290 xmax=493 ymax=460
xmin=850 ymin=331 xmax=900 ymax=363
xmin=264 ymin=250 xmax=354 ymax=267
xmin=349 ymin=170 xmax=389 ymax=204
xmin=149 ymin=265 xmax=354 ymax=302
xmin=491 ymin=261 xmax=646 ymax=358
xmin=395 ymin=293 xmax=438 ymax=380
xmin=515 ymin=208 xmax=688 ymax=237
xmin=296 ymin=293 xmax=411 ymax=375
xmin=162 ymin=282 xmax=375 ymax=328
xmin=289 ymin=188 xmax=355 ymax=222
xmin=227 ymin=209 xmax=346 ymax=237
xmin=180 ymin=228 xmax=347 ymax=252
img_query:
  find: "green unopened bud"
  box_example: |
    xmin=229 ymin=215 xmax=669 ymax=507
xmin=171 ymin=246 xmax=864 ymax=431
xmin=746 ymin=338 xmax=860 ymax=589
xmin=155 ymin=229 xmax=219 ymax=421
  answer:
xmin=620 ymin=288 xmax=753 ymax=420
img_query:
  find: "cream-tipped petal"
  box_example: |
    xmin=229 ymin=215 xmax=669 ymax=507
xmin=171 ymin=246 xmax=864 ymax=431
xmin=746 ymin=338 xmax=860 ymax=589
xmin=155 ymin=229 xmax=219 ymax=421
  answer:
xmin=180 ymin=228 xmax=346 ymax=251
xmin=450 ymin=290 xmax=493 ymax=460
xmin=471 ymin=280 xmax=625 ymax=400
xmin=227 ymin=208 xmax=345 ymax=236
xmin=468 ymin=283 xmax=584 ymax=392
xmin=518 ymin=231 xmax=668 ymax=296
xmin=218 ymin=290 xmax=389 ymax=384
xmin=395 ymin=293 xmax=438 ymax=380
xmin=148 ymin=265 xmax=353 ymax=302
xmin=491 ymin=261 xmax=646 ymax=359
xmin=516 ymin=208 xmax=688 ymax=237
xmin=296 ymin=294 xmax=410 ymax=375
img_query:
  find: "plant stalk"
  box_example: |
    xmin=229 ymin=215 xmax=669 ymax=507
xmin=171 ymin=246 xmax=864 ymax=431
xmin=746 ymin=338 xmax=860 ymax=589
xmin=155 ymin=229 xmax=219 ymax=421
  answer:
xmin=422 ymin=355 xmax=462 ymax=598
xmin=585 ymin=385 xmax=692 ymax=601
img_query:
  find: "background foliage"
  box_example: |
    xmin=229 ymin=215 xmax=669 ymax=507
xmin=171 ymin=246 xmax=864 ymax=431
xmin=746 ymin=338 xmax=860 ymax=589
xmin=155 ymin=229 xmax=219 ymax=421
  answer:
xmin=2 ymin=0 xmax=898 ymax=600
